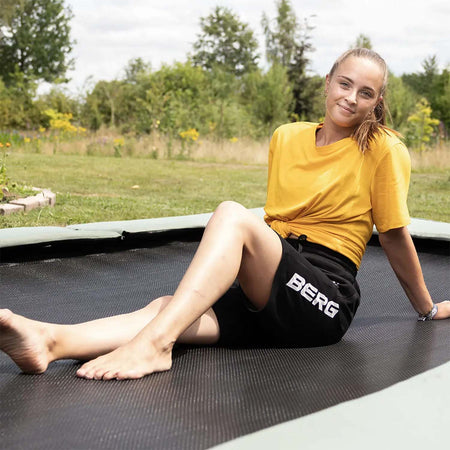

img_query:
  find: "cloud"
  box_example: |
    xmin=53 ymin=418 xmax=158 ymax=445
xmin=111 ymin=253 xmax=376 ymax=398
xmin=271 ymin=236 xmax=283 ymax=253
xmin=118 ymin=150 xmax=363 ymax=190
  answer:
xmin=64 ymin=0 xmax=449 ymax=92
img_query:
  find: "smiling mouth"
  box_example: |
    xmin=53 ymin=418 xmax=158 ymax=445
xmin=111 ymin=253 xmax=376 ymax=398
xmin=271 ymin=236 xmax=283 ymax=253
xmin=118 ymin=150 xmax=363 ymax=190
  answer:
xmin=338 ymin=104 xmax=355 ymax=114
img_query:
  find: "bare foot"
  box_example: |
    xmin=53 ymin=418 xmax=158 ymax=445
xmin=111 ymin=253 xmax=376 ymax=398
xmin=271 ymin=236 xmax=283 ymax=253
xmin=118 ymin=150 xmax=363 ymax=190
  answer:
xmin=76 ymin=335 xmax=173 ymax=380
xmin=0 ymin=309 xmax=53 ymax=374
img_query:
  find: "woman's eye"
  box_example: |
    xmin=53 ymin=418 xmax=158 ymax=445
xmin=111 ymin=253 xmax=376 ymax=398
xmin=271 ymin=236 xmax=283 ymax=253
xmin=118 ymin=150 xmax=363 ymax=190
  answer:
xmin=340 ymin=82 xmax=349 ymax=88
xmin=360 ymin=91 xmax=373 ymax=98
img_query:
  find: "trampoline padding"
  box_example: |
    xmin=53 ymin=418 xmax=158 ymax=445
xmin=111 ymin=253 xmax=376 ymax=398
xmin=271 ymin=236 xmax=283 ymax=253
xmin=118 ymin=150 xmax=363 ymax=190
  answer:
xmin=0 ymin=238 xmax=449 ymax=449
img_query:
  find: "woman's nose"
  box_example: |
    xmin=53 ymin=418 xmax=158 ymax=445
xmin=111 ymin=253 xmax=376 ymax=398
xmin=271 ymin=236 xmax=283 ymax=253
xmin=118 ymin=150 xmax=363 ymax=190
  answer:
xmin=346 ymin=90 xmax=357 ymax=104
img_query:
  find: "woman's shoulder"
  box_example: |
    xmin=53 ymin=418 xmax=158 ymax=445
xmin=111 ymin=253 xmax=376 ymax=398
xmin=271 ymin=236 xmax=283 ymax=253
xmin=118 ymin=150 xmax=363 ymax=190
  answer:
xmin=370 ymin=127 xmax=410 ymax=166
xmin=374 ymin=127 xmax=405 ymax=148
xmin=371 ymin=127 xmax=408 ymax=156
xmin=273 ymin=121 xmax=318 ymax=138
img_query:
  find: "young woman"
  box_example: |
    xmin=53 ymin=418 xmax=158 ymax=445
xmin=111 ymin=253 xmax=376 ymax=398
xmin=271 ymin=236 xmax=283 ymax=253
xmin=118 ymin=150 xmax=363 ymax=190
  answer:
xmin=1 ymin=48 xmax=449 ymax=380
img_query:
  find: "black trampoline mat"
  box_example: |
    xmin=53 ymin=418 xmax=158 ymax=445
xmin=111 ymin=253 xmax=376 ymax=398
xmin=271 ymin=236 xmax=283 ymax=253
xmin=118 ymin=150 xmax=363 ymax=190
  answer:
xmin=1 ymin=237 xmax=449 ymax=449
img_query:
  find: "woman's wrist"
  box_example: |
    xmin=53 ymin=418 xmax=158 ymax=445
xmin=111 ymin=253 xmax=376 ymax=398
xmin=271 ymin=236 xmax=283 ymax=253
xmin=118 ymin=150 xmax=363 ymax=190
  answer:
xmin=417 ymin=303 xmax=438 ymax=321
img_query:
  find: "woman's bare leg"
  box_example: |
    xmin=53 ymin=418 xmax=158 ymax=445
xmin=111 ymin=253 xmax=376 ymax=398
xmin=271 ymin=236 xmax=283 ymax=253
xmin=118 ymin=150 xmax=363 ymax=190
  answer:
xmin=0 ymin=297 xmax=219 ymax=374
xmin=76 ymin=201 xmax=283 ymax=380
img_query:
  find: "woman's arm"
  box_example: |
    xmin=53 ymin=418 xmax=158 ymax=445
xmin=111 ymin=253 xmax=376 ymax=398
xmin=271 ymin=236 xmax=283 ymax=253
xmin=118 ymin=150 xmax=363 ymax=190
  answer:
xmin=378 ymin=226 xmax=450 ymax=319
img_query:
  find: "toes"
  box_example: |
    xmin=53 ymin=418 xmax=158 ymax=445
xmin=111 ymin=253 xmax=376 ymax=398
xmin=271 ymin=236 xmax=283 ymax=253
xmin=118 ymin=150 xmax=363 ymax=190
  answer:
xmin=76 ymin=359 xmax=121 ymax=381
xmin=76 ymin=361 xmax=97 ymax=379
xmin=101 ymin=370 xmax=120 ymax=381
xmin=76 ymin=368 xmax=93 ymax=379
xmin=92 ymin=365 xmax=110 ymax=380
xmin=116 ymin=370 xmax=139 ymax=381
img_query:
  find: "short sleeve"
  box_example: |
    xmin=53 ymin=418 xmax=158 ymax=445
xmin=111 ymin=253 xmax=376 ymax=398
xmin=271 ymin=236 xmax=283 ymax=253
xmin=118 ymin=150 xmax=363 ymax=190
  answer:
xmin=267 ymin=127 xmax=280 ymax=176
xmin=371 ymin=142 xmax=411 ymax=233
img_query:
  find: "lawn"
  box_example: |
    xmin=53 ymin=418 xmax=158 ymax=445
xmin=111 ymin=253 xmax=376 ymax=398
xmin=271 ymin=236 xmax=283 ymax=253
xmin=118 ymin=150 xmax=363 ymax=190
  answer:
xmin=0 ymin=153 xmax=267 ymax=227
xmin=1 ymin=152 xmax=449 ymax=228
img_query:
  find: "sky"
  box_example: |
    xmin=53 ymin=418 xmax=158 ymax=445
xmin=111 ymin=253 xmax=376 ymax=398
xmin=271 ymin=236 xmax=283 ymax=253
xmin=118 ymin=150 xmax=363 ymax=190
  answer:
xmin=62 ymin=0 xmax=449 ymax=95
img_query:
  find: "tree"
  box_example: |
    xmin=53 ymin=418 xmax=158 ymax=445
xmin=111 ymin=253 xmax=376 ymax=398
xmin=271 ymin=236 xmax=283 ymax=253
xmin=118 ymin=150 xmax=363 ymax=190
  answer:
xmin=422 ymin=54 xmax=440 ymax=85
xmin=123 ymin=57 xmax=151 ymax=84
xmin=288 ymin=39 xmax=315 ymax=120
xmin=262 ymin=0 xmax=314 ymax=120
xmin=385 ymin=73 xmax=418 ymax=132
xmin=262 ymin=0 xmax=314 ymax=69
xmin=243 ymin=64 xmax=293 ymax=133
xmin=0 ymin=72 xmax=40 ymax=128
xmin=295 ymin=74 xmax=324 ymax=122
xmin=0 ymin=0 xmax=74 ymax=85
xmin=262 ymin=0 xmax=298 ymax=66
xmin=431 ymin=68 xmax=450 ymax=133
xmin=192 ymin=6 xmax=259 ymax=76
xmin=402 ymin=56 xmax=449 ymax=131
xmin=83 ymin=80 xmax=126 ymax=129
xmin=351 ymin=34 xmax=373 ymax=49
xmin=402 ymin=55 xmax=440 ymax=99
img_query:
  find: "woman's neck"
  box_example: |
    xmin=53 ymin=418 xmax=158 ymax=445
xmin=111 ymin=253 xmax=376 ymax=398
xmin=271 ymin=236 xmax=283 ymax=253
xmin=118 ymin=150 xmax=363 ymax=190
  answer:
xmin=316 ymin=120 xmax=354 ymax=147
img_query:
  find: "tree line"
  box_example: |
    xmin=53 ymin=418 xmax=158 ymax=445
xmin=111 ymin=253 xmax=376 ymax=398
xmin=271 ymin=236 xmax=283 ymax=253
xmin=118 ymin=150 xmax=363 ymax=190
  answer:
xmin=0 ymin=0 xmax=448 ymax=147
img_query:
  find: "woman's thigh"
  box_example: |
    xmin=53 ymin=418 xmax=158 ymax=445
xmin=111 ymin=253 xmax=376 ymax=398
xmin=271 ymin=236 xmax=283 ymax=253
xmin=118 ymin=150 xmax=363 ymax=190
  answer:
xmin=208 ymin=201 xmax=283 ymax=311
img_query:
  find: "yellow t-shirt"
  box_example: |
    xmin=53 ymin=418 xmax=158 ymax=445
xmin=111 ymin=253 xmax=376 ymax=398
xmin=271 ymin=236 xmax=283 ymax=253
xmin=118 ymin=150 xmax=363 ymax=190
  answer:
xmin=264 ymin=122 xmax=411 ymax=268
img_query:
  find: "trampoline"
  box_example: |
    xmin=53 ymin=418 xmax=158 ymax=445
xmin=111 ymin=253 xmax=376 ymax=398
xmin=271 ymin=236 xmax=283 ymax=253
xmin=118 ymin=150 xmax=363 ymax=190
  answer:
xmin=0 ymin=209 xmax=449 ymax=449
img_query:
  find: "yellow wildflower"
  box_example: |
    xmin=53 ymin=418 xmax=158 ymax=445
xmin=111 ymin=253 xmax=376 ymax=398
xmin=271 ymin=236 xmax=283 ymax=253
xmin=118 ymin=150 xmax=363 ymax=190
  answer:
xmin=179 ymin=128 xmax=199 ymax=142
xmin=229 ymin=137 xmax=238 ymax=143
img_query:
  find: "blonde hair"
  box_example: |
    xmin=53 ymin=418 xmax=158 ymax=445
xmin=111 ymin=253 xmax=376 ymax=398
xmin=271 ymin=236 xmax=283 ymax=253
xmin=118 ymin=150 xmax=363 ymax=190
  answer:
xmin=329 ymin=48 xmax=391 ymax=152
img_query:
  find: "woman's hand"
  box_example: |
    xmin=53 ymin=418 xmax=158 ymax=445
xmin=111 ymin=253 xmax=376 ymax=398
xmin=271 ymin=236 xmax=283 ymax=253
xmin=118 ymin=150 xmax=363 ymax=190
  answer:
xmin=433 ymin=301 xmax=450 ymax=320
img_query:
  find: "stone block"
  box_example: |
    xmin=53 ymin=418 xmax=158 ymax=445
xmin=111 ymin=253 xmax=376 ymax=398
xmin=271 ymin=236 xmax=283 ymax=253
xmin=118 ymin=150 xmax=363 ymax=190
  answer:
xmin=35 ymin=193 xmax=50 ymax=207
xmin=10 ymin=196 xmax=41 ymax=212
xmin=42 ymin=189 xmax=56 ymax=207
xmin=0 ymin=203 xmax=24 ymax=215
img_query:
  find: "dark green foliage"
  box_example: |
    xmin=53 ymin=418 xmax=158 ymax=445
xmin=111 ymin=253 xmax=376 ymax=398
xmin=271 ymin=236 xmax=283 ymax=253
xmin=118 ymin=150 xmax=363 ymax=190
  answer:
xmin=0 ymin=73 xmax=41 ymax=128
xmin=0 ymin=1 xmax=447 ymax=145
xmin=386 ymin=73 xmax=418 ymax=132
xmin=242 ymin=64 xmax=293 ymax=134
xmin=192 ymin=6 xmax=259 ymax=76
xmin=431 ymin=68 xmax=450 ymax=133
xmin=0 ymin=0 xmax=74 ymax=85
xmin=262 ymin=0 xmax=315 ymax=120
xmin=402 ymin=56 xmax=450 ymax=131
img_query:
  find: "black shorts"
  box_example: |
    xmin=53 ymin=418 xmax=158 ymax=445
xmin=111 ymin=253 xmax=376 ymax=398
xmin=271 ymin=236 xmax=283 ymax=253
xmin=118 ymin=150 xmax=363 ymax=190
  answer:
xmin=212 ymin=234 xmax=360 ymax=347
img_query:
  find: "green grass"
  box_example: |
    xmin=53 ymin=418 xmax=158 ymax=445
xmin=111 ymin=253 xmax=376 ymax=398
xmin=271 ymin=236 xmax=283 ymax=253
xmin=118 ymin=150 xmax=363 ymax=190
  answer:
xmin=408 ymin=172 xmax=450 ymax=222
xmin=0 ymin=153 xmax=449 ymax=228
xmin=0 ymin=153 xmax=267 ymax=227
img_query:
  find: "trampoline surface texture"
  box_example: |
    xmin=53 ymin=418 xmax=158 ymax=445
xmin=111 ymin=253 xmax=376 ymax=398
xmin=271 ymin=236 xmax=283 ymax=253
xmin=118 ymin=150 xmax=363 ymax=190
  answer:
xmin=0 ymin=227 xmax=449 ymax=449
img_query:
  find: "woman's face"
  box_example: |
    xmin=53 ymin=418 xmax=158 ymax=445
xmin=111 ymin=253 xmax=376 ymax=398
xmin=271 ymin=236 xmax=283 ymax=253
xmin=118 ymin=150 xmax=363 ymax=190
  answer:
xmin=325 ymin=56 xmax=384 ymax=131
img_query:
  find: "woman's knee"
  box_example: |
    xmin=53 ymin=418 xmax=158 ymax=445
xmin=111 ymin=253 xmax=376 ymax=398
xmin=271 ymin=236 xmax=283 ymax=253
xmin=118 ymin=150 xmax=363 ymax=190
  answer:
xmin=215 ymin=200 xmax=246 ymax=216
xmin=212 ymin=201 xmax=252 ymax=227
